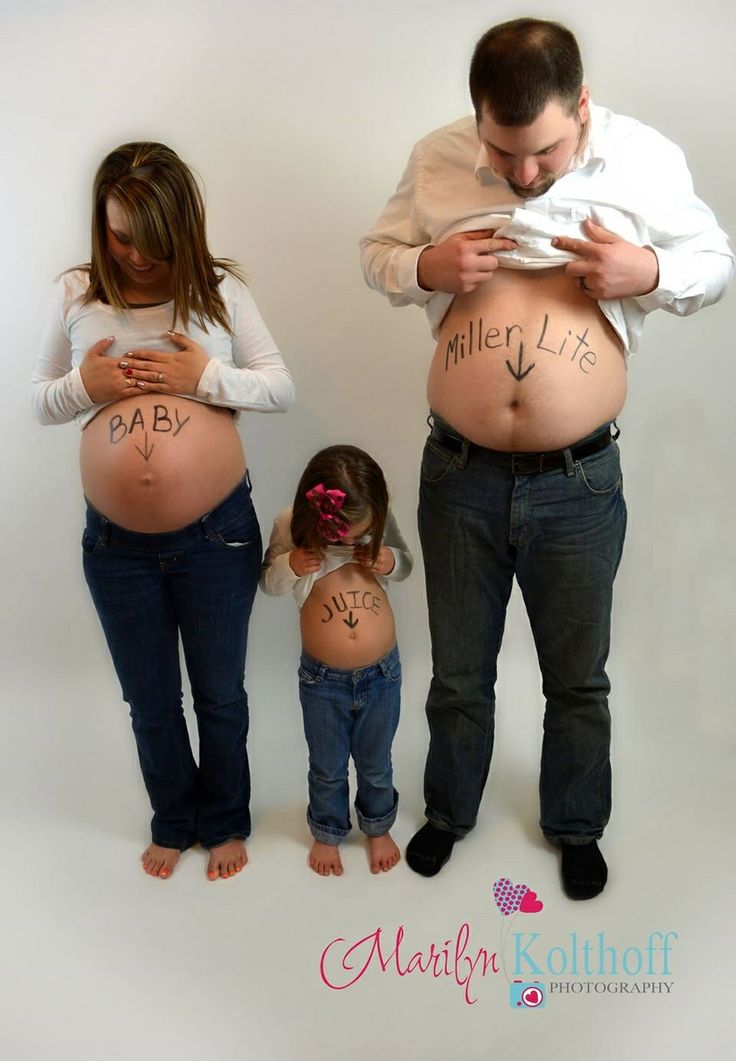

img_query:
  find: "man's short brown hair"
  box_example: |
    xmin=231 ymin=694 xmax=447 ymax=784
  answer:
xmin=469 ymin=18 xmax=583 ymax=126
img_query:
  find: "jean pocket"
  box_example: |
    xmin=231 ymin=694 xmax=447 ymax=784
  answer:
xmin=216 ymin=533 xmax=257 ymax=549
xmin=378 ymin=656 xmax=402 ymax=683
xmin=575 ymin=445 xmax=622 ymax=497
xmin=298 ymin=664 xmax=323 ymax=685
xmin=420 ymin=438 xmax=456 ymax=484
xmin=214 ymin=511 xmax=260 ymax=550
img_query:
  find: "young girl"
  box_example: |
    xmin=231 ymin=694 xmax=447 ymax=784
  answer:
xmin=260 ymin=445 xmax=413 ymax=876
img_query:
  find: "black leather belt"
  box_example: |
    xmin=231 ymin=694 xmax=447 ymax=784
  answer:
xmin=429 ymin=417 xmax=614 ymax=474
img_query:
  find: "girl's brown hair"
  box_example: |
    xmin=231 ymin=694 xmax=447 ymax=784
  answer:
xmin=290 ymin=445 xmax=389 ymax=563
xmin=81 ymin=141 xmax=242 ymax=332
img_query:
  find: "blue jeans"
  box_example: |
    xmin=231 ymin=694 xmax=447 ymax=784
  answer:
xmin=418 ymin=418 xmax=627 ymax=844
xmin=82 ymin=476 xmax=262 ymax=850
xmin=298 ymin=644 xmax=401 ymax=844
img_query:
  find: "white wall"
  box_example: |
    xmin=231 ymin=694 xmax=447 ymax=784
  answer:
xmin=1 ymin=2 xmax=734 ymax=1054
xmin=4 ymin=0 xmax=734 ymax=783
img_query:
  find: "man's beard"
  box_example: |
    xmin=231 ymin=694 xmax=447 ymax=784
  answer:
xmin=505 ymin=172 xmax=559 ymax=200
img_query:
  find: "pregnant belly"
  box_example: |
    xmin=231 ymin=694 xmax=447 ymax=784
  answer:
xmin=427 ymin=267 xmax=627 ymax=451
xmin=300 ymin=564 xmax=396 ymax=669
xmin=79 ymin=395 xmax=246 ymax=531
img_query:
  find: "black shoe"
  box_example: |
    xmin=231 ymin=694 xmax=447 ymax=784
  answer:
xmin=406 ymin=823 xmax=456 ymax=877
xmin=561 ymin=840 xmax=608 ymax=900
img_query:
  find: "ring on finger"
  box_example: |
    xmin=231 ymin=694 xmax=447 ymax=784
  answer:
xmin=578 ymin=277 xmax=589 ymax=291
xmin=157 ymin=372 xmax=164 ymax=383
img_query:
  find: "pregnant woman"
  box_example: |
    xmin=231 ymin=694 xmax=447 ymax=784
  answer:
xmin=31 ymin=142 xmax=295 ymax=881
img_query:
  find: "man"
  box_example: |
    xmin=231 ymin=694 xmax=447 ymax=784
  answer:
xmin=360 ymin=18 xmax=733 ymax=898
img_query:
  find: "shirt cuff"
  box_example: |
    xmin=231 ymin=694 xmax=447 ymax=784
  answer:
xmin=633 ymin=248 xmax=688 ymax=312
xmin=71 ymin=365 xmax=95 ymax=410
xmin=260 ymin=550 xmax=299 ymax=595
xmin=384 ymin=547 xmax=399 ymax=578
xmin=195 ymin=357 xmax=220 ymax=401
xmin=403 ymin=245 xmax=436 ymax=306
xmin=385 ymin=546 xmax=412 ymax=582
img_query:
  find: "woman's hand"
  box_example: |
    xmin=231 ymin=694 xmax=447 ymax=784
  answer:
xmin=289 ymin=548 xmax=323 ymax=576
xmin=119 ymin=331 xmax=210 ymax=396
xmin=79 ymin=336 xmax=140 ymax=403
xmin=353 ymin=544 xmax=396 ymax=576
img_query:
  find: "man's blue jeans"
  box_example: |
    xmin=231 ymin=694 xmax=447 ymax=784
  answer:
xmin=82 ymin=477 xmax=262 ymax=851
xmin=298 ymin=644 xmax=401 ymax=844
xmin=418 ymin=420 xmax=627 ymax=844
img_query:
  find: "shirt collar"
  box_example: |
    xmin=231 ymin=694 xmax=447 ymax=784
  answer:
xmin=584 ymin=101 xmax=606 ymax=167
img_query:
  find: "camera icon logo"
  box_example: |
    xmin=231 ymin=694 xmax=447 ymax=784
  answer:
xmin=509 ymin=979 xmax=546 ymax=1009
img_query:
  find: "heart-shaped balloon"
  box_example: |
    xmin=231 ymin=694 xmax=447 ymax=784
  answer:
xmin=493 ymin=877 xmax=529 ymax=917
xmin=519 ymin=888 xmax=543 ymax=914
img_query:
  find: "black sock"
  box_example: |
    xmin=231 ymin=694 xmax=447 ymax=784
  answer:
xmin=406 ymin=823 xmax=456 ymax=877
xmin=561 ymin=840 xmax=608 ymax=900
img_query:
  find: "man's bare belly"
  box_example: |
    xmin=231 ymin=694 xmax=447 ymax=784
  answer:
xmin=300 ymin=564 xmax=396 ymax=669
xmin=80 ymin=394 xmax=246 ymax=532
xmin=427 ymin=268 xmax=627 ymax=451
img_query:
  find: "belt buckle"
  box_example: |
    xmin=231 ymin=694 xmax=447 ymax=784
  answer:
xmin=511 ymin=452 xmax=545 ymax=475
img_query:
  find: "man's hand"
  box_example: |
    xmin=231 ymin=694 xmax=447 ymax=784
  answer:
xmin=119 ymin=332 xmax=210 ymax=396
xmin=417 ymin=229 xmax=517 ymax=294
xmin=79 ymin=336 xmax=140 ymax=403
xmin=352 ymin=544 xmax=396 ymax=576
xmin=289 ymin=548 xmax=323 ymax=576
xmin=552 ymin=220 xmax=659 ymax=300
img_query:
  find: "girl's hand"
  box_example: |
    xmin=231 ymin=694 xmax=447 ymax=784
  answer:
xmin=118 ymin=331 xmax=210 ymax=396
xmin=80 ymin=336 xmax=140 ymax=403
xmin=289 ymin=548 xmax=323 ymax=576
xmin=353 ymin=544 xmax=395 ymax=576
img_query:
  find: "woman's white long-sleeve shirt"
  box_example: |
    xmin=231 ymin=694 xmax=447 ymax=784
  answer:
xmin=31 ymin=269 xmax=295 ymax=427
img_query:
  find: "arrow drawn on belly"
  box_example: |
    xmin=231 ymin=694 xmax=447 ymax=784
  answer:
xmin=134 ymin=431 xmax=155 ymax=462
xmin=343 ymin=612 xmax=359 ymax=630
xmin=505 ymin=341 xmax=536 ymax=381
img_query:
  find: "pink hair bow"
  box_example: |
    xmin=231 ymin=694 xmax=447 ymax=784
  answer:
xmin=305 ymin=483 xmax=349 ymax=543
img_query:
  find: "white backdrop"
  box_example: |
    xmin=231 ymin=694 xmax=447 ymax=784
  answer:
xmin=1 ymin=2 xmax=734 ymax=1059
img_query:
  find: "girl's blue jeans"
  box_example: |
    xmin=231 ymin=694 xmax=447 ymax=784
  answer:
xmin=298 ymin=644 xmax=401 ymax=844
xmin=82 ymin=476 xmax=262 ymax=851
xmin=418 ymin=419 xmax=627 ymax=844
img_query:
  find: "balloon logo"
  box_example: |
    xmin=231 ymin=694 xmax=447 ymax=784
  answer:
xmin=492 ymin=877 xmax=544 ymax=916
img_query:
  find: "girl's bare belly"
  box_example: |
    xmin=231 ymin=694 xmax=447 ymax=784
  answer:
xmin=300 ymin=564 xmax=396 ymax=669
xmin=80 ymin=394 xmax=246 ymax=531
xmin=427 ymin=267 xmax=627 ymax=451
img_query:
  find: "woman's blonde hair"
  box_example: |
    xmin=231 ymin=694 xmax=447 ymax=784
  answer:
xmin=82 ymin=141 xmax=242 ymax=332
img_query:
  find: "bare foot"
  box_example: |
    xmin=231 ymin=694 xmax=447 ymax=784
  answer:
xmin=207 ymin=839 xmax=248 ymax=880
xmin=368 ymin=833 xmax=401 ymax=873
xmin=141 ymin=844 xmax=180 ymax=879
xmin=309 ymin=840 xmax=344 ymax=876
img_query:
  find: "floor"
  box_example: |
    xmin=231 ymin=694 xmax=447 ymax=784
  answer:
xmin=2 ymin=568 xmax=731 ymax=1061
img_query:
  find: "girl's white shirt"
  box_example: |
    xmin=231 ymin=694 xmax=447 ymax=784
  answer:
xmin=259 ymin=505 xmax=413 ymax=610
